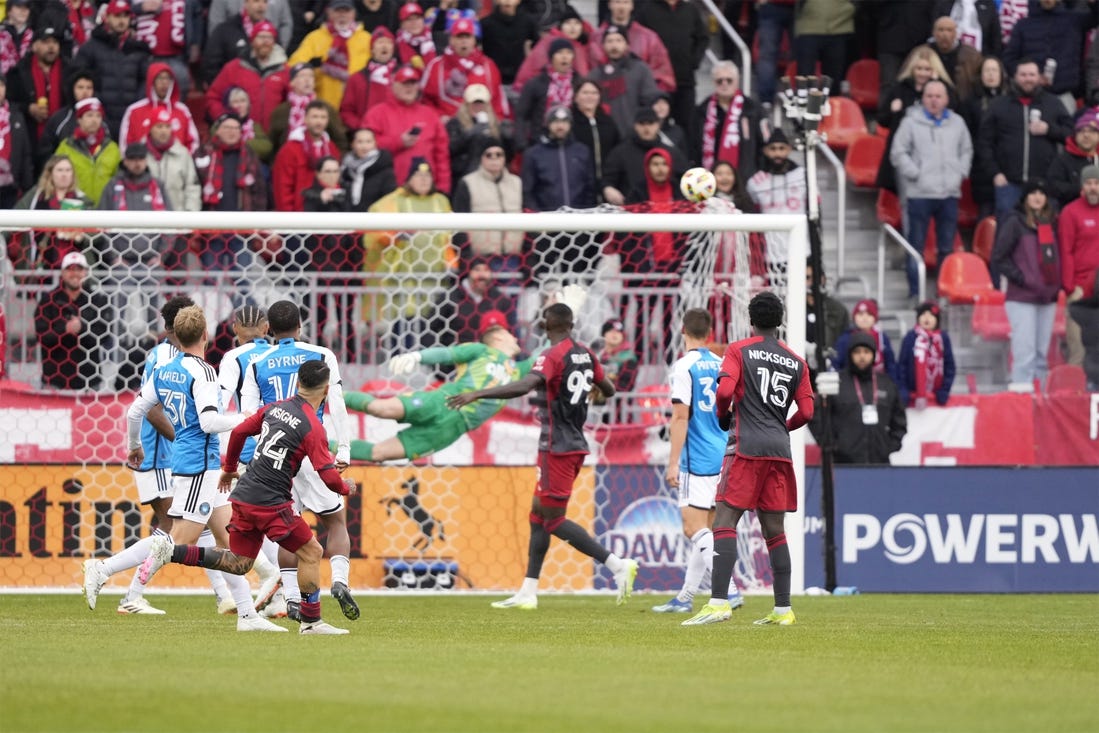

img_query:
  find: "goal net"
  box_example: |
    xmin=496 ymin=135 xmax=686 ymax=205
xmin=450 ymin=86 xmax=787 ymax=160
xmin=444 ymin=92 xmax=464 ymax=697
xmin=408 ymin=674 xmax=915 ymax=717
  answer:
xmin=0 ymin=205 xmax=807 ymax=597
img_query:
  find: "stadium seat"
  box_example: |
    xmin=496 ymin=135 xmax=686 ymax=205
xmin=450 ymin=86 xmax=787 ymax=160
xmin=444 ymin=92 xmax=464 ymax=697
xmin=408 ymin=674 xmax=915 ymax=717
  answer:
xmin=971 ymin=301 xmax=1011 ymax=341
xmin=922 ymin=227 xmax=966 ymax=269
xmin=845 ymin=59 xmax=880 ymax=111
xmin=636 ymin=385 xmax=671 ymax=427
xmin=958 ymin=179 xmax=978 ymax=229
xmin=844 ymin=134 xmax=885 ymax=188
xmin=972 ymin=216 xmax=996 ymax=264
xmin=874 ymin=124 xmax=890 ymax=138
xmin=820 ymin=97 xmax=869 ymax=151
xmin=1046 ymin=364 xmax=1087 ymax=394
xmin=876 ymin=188 xmax=901 ymax=228
xmin=938 ymin=252 xmax=1006 ymax=305
xmin=1053 ymin=290 xmax=1068 ymax=338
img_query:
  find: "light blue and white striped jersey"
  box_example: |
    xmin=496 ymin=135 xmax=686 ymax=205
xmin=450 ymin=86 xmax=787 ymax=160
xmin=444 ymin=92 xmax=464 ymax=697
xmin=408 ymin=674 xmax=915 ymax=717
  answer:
xmin=137 ymin=340 xmax=178 ymax=471
xmin=141 ymin=353 xmax=222 ymax=476
xmin=217 ymin=337 xmax=272 ymax=463
xmin=669 ymin=348 xmax=725 ymax=476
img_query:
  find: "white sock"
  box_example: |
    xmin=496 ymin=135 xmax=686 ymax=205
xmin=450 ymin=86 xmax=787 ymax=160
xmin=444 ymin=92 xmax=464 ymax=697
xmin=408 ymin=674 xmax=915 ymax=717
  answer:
xmin=774 ymin=605 xmax=791 ymax=615
xmin=253 ymin=545 xmax=278 ymax=582
xmin=196 ymin=529 xmax=230 ymax=601
xmin=224 ymin=572 xmax=257 ymax=617
xmin=604 ymin=553 xmax=626 ymax=574
xmin=708 ymin=597 xmax=731 ymax=607
xmin=678 ymin=528 xmax=713 ymax=603
xmin=281 ymin=567 xmax=300 ymax=600
xmin=104 ymin=536 xmax=155 ymax=576
xmin=519 ymin=577 xmax=539 ymax=597
xmin=329 ymin=554 xmax=350 ymax=587
xmin=260 ymin=537 xmax=279 ymax=569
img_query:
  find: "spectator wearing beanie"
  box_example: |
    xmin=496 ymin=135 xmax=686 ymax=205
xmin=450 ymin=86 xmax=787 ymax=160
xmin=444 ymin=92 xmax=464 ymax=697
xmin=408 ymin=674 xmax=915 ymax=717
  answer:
xmin=897 ymin=301 xmax=956 ymax=407
xmin=421 ymin=17 xmax=510 ymax=120
xmin=205 ymin=19 xmax=289 ymax=130
xmin=480 ymin=0 xmax=541 ymax=87
xmin=395 ymin=2 xmax=437 ymax=69
xmin=512 ymin=5 xmax=593 ymax=91
xmin=450 ymin=138 xmax=524 ymax=267
xmin=207 ymin=0 xmax=295 ymax=51
xmin=37 ymin=71 xmax=98 ymax=171
xmin=521 ymin=103 xmax=594 ymax=212
xmin=590 ymin=0 xmax=675 ymax=95
xmin=203 ymin=0 xmax=293 ymax=85
xmin=515 ymin=37 xmax=582 ymax=150
xmin=833 ymin=298 xmax=898 ymax=381
xmin=6 ymin=24 xmax=69 ymax=150
xmin=1046 ymin=108 xmax=1099 ymax=208
xmin=55 ymin=97 xmax=120 ymax=205
xmin=588 ymin=24 xmax=660 ymax=139
xmin=339 ymin=26 xmax=401 ymax=130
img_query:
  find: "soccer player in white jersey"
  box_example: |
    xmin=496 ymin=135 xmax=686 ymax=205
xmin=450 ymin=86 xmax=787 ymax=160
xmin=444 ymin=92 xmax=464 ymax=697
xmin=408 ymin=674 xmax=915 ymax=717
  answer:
xmin=215 ymin=304 xmax=287 ymax=618
xmin=240 ymin=300 xmax=356 ymax=623
xmin=652 ymin=309 xmax=745 ymax=613
xmin=119 ymin=306 xmax=284 ymax=631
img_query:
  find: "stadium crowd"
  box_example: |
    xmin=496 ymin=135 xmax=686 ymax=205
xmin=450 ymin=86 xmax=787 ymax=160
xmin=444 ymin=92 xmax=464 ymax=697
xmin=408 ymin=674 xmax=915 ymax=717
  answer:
xmin=0 ymin=0 xmax=1098 ymax=421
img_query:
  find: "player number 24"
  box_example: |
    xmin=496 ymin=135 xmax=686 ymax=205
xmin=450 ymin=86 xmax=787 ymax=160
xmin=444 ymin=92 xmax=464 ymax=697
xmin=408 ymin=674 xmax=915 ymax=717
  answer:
xmin=756 ymin=367 xmax=792 ymax=407
xmin=256 ymin=422 xmax=289 ymax=470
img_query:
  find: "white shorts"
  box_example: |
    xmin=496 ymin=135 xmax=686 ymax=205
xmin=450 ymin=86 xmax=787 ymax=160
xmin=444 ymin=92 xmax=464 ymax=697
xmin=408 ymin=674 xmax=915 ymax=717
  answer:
xmin=677 ymin=472 xmax=719 ymax=510
xmin=168 ymin=470 xmax=229 ymax=524
xmin=133 ymin=468 xmax=172 ymax=505
xmin=292 ymin=456 xmax=343 ymax=516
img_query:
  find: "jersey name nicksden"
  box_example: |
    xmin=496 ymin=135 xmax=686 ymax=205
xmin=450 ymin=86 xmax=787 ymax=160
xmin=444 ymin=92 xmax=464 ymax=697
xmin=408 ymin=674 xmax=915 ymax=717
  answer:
xmin=268 ymin=407 xmax=303 ymax=429
xmin=747 ymin=349 xmax=798 ymax=369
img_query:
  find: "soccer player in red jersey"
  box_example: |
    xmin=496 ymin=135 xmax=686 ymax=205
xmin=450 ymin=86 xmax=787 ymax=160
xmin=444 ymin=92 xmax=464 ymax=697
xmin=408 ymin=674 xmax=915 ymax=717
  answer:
xmin=139 ymin=360 xmax=357 ymax=635
xmin=447 ymin=302 xmax=640 ymax=609
xmin=683 ymin=292 xmax=815 ymax=627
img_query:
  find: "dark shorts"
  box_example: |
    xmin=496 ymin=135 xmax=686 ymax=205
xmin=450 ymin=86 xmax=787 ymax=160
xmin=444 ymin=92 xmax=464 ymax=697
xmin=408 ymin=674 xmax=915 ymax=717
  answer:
xmin=535 ymin=452 xmax=585 ymax=508
xmin=227 ymin=500 xmax=314 ymax=557
xmin=716 ymin=454 xmax=798 ymax=513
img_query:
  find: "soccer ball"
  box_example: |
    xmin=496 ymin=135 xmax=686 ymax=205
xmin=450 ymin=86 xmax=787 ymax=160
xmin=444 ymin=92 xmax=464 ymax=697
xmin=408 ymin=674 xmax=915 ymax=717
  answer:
xmin=680 ymin=167 xmax=717 ymax=202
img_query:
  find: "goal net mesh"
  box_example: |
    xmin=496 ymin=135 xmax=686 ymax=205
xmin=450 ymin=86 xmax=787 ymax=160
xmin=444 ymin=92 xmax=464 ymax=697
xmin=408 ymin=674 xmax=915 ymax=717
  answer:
xmin=0 ymin=201 xmax=799 ymax=597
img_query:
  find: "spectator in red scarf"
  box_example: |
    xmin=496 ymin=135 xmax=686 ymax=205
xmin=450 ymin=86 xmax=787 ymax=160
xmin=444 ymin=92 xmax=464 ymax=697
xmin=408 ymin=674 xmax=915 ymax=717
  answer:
xmin=205 ymin=18 xmax=289 ymax=129
xmin=395 ymin=2 xmax=437 ymax=69
xmin=363 ymin=63 xmax=451 ymax=192
xmin=512 ymin=5 xmax=591 ymax=92
xmin=6 ymin=25 xmax=69 ymax=150
xmin=54 ymin=96 xmax=120 ymax=204
xmin=37 ymin=71 xmax=96 ymax=169
xmin=33 ymin=0 xmax=99 ymax=58
xmin=0 ymin=0 xmax=33 ymax=76
xmin=897 ymin=301 xmax=956 ymax=408
xmin=13 ymin=154 xmax=92 ymax=269
xmin=224 ymin=85 xmax=273 ymax=162
xmin=833 ymin=299 xmax=899 ymax=382
xmin=119 ymin=61 xmax=200 ymax=155
xmin=288 ymin=0 xmax=371 ymax=111
xmin=421 ymin=18 xmax=509 ymax=120
xmin=269 ymin=61 xmax=347 ymax=152
xmin=515 ymin=37 xmax=580 ymax=151
xmin=339 ymin=26 xmax=399 ymax=130
xmin=273 ymin=99 xmax=340 ymax=211
xmin=689 ymin=60 xmax=762 ymax=181
xmin=0 ymin=75 xmax=34 ymax=208
xmin=203 ymin=0 xmax=291 ymax=85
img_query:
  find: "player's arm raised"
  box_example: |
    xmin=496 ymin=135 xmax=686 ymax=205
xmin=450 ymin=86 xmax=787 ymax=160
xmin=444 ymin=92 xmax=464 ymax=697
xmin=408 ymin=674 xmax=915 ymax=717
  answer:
xmin=447 ymin=372 xmax=545 ymax=409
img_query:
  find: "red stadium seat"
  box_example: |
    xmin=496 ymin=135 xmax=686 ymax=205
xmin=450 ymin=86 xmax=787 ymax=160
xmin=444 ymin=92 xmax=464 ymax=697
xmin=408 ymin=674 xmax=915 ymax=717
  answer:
xmin=972 ymin=216 xmax=996 ymax=264
xmin=876 ymin=188 xmax=901 ymax=228
xmin=938 ymin=252 xmax=1006 ymax=305
xmin=971 ymin=301 xmax=1011 ymax=341
xmin=958 ymin=179 xmax=978 ymax=229
xmin=636 ymin=385 xmax=671 ymax=427
xmin=844 ymin=134 xmax=885 ymax=188
xmin=820 ymin=97 xmax=869 ymax=151
xmin=1053 ymin=290 xmax=1068 ymax=338
xmin=845 ymin=59 xmax=880 ymax=111
xmin=1046 ymin=364 xmax=1087 ymax=394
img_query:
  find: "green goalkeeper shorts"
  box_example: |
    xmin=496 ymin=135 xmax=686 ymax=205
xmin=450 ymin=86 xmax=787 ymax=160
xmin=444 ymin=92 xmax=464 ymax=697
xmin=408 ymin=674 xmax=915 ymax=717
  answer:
xmin=396 ymin=391 xmax=469 ymax=460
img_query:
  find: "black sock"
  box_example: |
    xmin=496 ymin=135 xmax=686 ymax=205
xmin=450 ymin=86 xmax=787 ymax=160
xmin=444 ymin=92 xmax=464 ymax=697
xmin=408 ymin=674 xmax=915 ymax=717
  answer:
xmin=711 ymin=530 xmax=738 ymax=601
xmin=171 ymin=544 xmax=205 ymax=566
xmin=550 ymin=519 xmax=610 ymax=564
xmin=525 ymin=522 xmax=551 ymax=579
xmin=768 ymin=535 xmax=792 ymax=608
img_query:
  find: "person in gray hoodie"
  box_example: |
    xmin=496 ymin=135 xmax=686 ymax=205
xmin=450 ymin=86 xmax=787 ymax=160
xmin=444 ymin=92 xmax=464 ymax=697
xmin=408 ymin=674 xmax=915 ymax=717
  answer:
xmin=890 ymin=79 xmax=973 ymax=298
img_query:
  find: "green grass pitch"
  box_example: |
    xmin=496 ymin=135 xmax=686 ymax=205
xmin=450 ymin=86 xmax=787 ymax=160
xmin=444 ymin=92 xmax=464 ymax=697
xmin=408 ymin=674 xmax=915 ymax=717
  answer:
xmin=1 ymin=593 xmax=1096 ymax=733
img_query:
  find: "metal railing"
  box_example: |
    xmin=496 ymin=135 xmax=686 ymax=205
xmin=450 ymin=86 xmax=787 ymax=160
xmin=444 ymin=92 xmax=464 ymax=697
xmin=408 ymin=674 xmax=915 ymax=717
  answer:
xmin=817 ymin=142 xmax=847 ymax=277
xmin=878 ymin=224 xmax=925 ymax=304
xmin=697 ymin=0 xmax=752 ymax=98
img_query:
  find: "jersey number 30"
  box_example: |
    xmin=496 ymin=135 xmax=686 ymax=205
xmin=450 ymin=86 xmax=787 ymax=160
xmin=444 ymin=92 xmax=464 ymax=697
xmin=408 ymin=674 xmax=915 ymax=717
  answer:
xmin=756 ymin=367 xmax=792 ymax=407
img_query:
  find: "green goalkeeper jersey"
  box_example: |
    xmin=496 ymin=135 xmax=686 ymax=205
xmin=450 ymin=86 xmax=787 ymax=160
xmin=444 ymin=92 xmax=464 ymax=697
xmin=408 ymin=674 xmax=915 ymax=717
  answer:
xmin=418 ymin=344 xmax=535 ymax=429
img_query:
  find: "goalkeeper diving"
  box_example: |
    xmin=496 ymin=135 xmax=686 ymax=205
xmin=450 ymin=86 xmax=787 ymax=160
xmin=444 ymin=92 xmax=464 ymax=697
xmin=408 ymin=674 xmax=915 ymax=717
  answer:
xmin=344 ymin=285 xmax=589 ymax=462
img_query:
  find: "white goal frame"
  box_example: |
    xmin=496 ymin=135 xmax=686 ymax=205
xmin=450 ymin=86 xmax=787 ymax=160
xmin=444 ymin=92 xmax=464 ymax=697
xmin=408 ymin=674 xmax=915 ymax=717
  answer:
xmin=0 ymin=209 xmax=810 ymax=594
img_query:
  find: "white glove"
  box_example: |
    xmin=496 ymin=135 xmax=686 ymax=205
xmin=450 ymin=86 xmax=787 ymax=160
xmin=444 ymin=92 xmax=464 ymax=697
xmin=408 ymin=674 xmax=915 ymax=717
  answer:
xmin=815 ymin=370 xmax=840 ymax=397
xmin=335 ymin=447 xmax=351 ymax=465
xmin=388 ymin=351 xmax=422 ymax=376
xmin=556 ymin=283 xmax=588 ymax=315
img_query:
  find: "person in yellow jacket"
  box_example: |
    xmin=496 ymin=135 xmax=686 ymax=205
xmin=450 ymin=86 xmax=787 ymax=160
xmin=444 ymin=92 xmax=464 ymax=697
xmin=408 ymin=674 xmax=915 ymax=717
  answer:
xmin=289 ymin=0 xmax=372 ymax=111
xmin=364 ymin=157 xmax=456 ymax=331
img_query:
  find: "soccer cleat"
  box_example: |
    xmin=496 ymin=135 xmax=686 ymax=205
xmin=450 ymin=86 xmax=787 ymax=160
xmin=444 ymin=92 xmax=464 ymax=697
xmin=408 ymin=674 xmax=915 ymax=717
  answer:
xmin=681 ymin=602 xmax=733 ymax=626
xmin=82 ymin=559 xmax=109 ymax=611
xmin=613 ymin=559 xmax=639 ymax=606
xmin=236 ymin=614 xmax=288 ymax=632
xmin=300 ymin=620 xmax=350 ymax=635
xmin=137 ymin=535 xmax=174 ymax=585
xmin=253 ymin=574 xmax=282 ymax=612
xmin=729 ymin=590 xmax=746 ymax=610
xmin=754 ymin=610 xmax=797 ymax=626
xmin=490 ymin=594 xmax=538 ymax=610
xmin=217 ymin=597 xmax=237 ymax=615
xmin=331 ymin=582 xmax=360 ymax=621
xmin=262 ymin=592 xmax=288 ymax=619
xmin=651 ymin=597 xmax=693 ymax=613
xmin=117 ymin=597 xmax=166 ymax=615
xmin=286 ymin=600 xmax=302 ymax=622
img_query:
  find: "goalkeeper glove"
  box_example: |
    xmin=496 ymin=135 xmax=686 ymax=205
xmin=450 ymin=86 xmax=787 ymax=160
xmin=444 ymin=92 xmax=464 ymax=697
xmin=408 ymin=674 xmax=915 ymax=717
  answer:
xmin=388 ymin=351 xmax=422 ymax=376
xmin=555 ymin=283 xmax=588 ymax=315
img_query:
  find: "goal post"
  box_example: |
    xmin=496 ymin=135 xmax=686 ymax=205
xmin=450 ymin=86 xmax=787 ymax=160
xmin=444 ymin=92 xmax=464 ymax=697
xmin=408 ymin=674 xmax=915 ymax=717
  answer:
xmin=0 ymin=206 xmax=809 ymax=596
